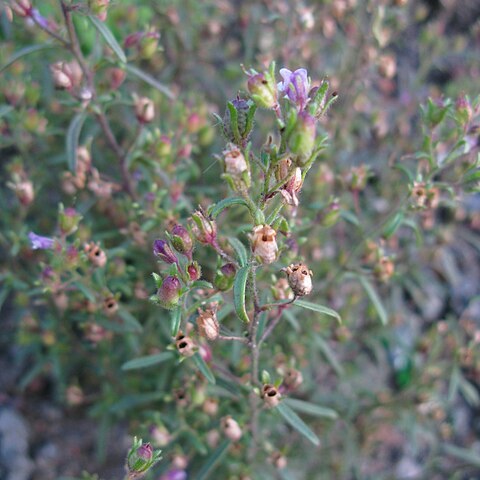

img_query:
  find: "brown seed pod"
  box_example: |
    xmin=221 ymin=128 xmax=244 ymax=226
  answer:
xmin=283 ymin=263 xmax=313 ymax=296
xmin=196 ymin=307 xmax=220 ymax=341
xmin=261 ymin=384 xmax=281 ymax=408
xmin=251 ymin=224 xmax=278 ymax=264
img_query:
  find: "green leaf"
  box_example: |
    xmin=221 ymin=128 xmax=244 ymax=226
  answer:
xmin=191 ymin=280 xmax=214 ymax=290
xmin=66 ymin=112 xmax=87 ymax=172
xmin=170 ymin=307 xmax=182 ymax=337
xmin=233 ymin=266 xmax=250 ymax=323
xmin=121 ymin=352 xmax=174 ymax=371
xmin=283 ymin=398 xmax=338 ymax=419
xmin=88 ymin=15 xmax=127 ymax=63
xmin=357 ymin=276 xmax=388 ymax=325
xmin=282 ymin=309 xmax=300 ymax=332
xmin=196 ymin=439 xmax=231 ymax=480
xmin=294 ymin=299 xmax=341 ymax=323
xmin=0 ymin=105 xmax=13 ymax=118
xmin=227 ymin=101 xmax=241 ymax=144
xmin=208 ymin=197 xmax=250 ymax=219
xmin=192 ymin=352 xmax=215 ymax=384
xmin=228 ymin=237 xmax=248 ymax=267
xmin=118 ymin=308 xmax=143 ymax=332
xmin=72 ymin=281 xmax=96 ymax=302
xmin=275 ymin=402 xmax=320 ymax=446
xmin=124 ymin=64 xmax=174 ymax=100
xmin=442 ymin=443 xmax=480 ymax=468
xmin=314 ymin=334 xmax=344 ymax=376
xmin=0 ymin=44 xmax=58 ymax=73
xmin=382 ymin=211 xmax=404 ymax=239
xmin=110 ymin=391 xmax=164 ymax=414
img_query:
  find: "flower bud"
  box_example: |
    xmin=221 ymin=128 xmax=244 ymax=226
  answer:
xmin=251 ymin=225 xmax=278 ymax=264
xmin=170 ymin=224 xmax=193 ymax=259
xmin=153 ymin=239 xmax=178 ymax=264
xmin=282 ymin=367 xmax=303 ymax=391
xmin=157 ymin=275 xmax=182 ymax=310
xmin=318 ymin=200 xmax=340 ymax=227
xmin=456 ymin=94 xmax=473 ymax=125
xmin=221 ymin=416 xmax=242 ymax=442
xmin=196 ymin=308 xmax=219 ymax=341
xmin=345 ymin=165 xmax=369 ymax=191
xmin=59 ymin=207 xmax=82 ymax=236
xmin=65 ymin=385 xmax=84 ymax=407
xmin=261 ymin=384 xmax=281 ymax=408
xmin=89 ymin=0 xmax=110 ymax=21
xmin=271 ymin=278 xmax=294 ymax=301
xmin=270 ymin=452 xmax=288 ymax=470
xmin=214 ymin=263 xmax=236 ymax=291
xmin=133 ymin=94 xmax=155 ymax=124
xmin=247 ymin=73 xmax=277 ymax=109
xmin=374 ymin=256 xmax=395 ymax=283
xmin=410 ymin=181 xmax=427 ymax=208
xmin=223 ymin=97 xmax=254 ymax=144
xmin=14 ymin=179 xmax=34 ymax=206
xmin=288 ymin=111 xmax=316 ymax=164
xmin=126 ymin=437 xmax=162 ymax=480
xmin=378 ymin=54 xmax=397 ymax=79
xmin=149 ymin=425 xmax=171 ymax=447
xmin=50 ymin=62 xmax=74 ymax=90
xmin=283 ymin=263 xmax=313 ymax=296
xmin=84 ymin=241 xmax=107 ymax=268
xmin=9 ymin=0 xmax=32 ymax=18
xmin=190 ymin=210 xmax=217 ymax=245
xmin=277 ymin=159 xmax=303 ymax=206
xmin=186 ymin=261 xmax=201 ymax=281
xmin=202 ymin=398 xmax=219 ymax=416
xmin=175 ymin=332 xmax=196 ymax=357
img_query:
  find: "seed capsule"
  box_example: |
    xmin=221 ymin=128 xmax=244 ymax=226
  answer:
xmin=251 ymin=224 xmax=278 ymax=264
xmin=221 ymin=416 xmax=242 ymax=442
xmin=261 ymin=384 xmax=281 ymax=408
xmin=196 ymin=308 xmax=220 ymax=341
xmin=283 ymin=263 xmax=313 ymax=296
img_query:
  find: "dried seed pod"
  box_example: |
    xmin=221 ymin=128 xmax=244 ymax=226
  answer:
xmin=251 ymin=224 xmax=278 ymax=264
xmin=282 ymin=367 xmax=304 ymax=391
xmin=175 ymin=332 xmax=196 ymax=357
xmin=283 ymin=263 xmax=313 ymax=296
xmin=223 ymin=143 xmax=248 ymax=175
xmin=261 ymin=384 xmax=281 ymax=408
xmin=221 ymin=416 xmax=242 ymax=442
xmin=84 ymin=241 xmax=107 ymax=268
xmin=103 ymin=295 xmax=118 ymax=317
xmin=196 ymin=308 xmax=220 ymax=341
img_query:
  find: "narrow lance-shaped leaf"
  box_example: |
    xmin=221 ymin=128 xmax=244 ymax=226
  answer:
xmin=233 ymin=266 xmax=250 ymax=323
xmin=283 ymin=398 xmax=338 ymax=420
xmin=294 ymin=299 xmax=341 ymax=323
xmin=275 ymin=402 xmax=320 ymax=446
xmin=121 ymin=352 xmax=174 ymax=371
xmin=170 ymin=307 xmax=182 ymax=337
xmin=124 ymin=64 xmax=174 ymax=100
xmin=66 ymin=112 xmax=87 ymax=172
xmin=358 ymin=275 xmax=388 ymax=325
xmin=88 ymin=15 xmax=127 ymax=63
xmin=195 ymin=439 xmax=231 ymax=480
xmin=208 ymin=197 xmax=250 ymax=219
xmin=0 ymin=44 xmax=58 ymax=73
xmin=228 ymin=237 xmax=248 ymax=267
xmin=192 ymin=352 xmax=215 ymax=384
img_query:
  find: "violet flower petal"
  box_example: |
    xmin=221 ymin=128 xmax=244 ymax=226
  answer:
xmin=29 ymin=232 xmax=55 ymax=250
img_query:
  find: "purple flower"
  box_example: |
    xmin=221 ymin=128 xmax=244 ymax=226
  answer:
xmin=29 ymin=232 xmax=54 ymax=250
xmin=153 ymin=240 xmax=178 ymax=264
xmin=278 ymin=68 xmax=311 ymax=110
xmin=160 ymin=469 xmax=187 ymax=480
xmin=137 ymin=443 xmax=153 ymax=460
xmin=31 ymin=9 xmax=49 ymax=29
